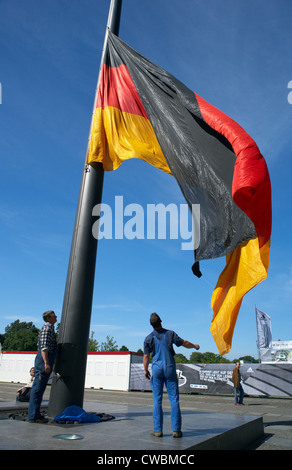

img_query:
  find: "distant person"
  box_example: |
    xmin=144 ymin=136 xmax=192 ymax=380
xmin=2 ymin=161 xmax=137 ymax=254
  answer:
xmin=16 ymin=367 xmax=35 ymax=402
xmin=28 ymin=310 xmax=57 ymax=423
xmin=143 ymin=312 xmax=200 ymax=438
xmin=232 ymin=361 xmax=244 ymax=405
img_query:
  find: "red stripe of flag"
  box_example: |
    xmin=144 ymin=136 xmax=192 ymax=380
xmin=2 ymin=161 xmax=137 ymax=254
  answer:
xmin=96 ymin=64 xmax=148 ymax=118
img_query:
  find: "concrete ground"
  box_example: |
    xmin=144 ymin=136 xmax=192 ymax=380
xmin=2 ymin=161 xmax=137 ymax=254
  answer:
xmin=84 ymin=387 xmax=292 ymax=450
xmin=0 ymin=382 xmax=292 ymax=452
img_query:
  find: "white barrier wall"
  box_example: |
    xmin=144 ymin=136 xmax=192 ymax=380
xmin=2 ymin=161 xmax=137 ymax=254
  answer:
xmin=84 ymin=352 xmax=140 ymax=391
xmin=0 ymin=351 xmax=143 ymax=391
xmin=0 ymin=352 xmax=36 ymax=383
xmin=2 ymin=352 xmax=291 ymax=397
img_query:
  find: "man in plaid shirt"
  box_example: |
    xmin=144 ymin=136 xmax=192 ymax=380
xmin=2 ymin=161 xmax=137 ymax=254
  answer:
xmin=28 ymin=310 xmax=57 ymax=423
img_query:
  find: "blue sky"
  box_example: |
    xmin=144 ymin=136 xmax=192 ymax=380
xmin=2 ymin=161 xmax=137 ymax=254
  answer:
xmin=1 ymin=0 xmax=292 ymax=360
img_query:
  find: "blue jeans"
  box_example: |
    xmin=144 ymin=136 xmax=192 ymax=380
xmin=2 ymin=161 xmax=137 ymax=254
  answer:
xmin=234 ymin=384 xmax=244 ymax=404
xmin=151 ymin=373 xmax=181 ymax=432
xmin=28 ymin=351 xmax=55 ymax=420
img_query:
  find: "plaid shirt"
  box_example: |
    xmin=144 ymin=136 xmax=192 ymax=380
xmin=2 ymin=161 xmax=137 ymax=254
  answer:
xmin=39 ymin=322 xmax=57 ymax=353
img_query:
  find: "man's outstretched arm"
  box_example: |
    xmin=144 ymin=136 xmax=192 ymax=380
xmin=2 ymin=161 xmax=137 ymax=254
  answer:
xmin=182 ymin=340 xmax=200 ymax=350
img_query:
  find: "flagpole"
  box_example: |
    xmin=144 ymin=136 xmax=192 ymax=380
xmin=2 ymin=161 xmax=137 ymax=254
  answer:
xmin=255 ymin=305 xmax=261 ymax=363
xmin=47 ymin=0 xmax=123 ymax=419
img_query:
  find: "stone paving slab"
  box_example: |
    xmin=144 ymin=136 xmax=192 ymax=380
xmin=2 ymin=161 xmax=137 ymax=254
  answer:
xmin=0 ymin=399 xmax=263 ymax=451
xmin=1 ymin=383 xmax=292 ymax=452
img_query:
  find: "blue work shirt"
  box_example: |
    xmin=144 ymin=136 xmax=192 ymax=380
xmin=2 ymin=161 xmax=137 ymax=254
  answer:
xmin=144 ymin=328 xmax=184 ymax=358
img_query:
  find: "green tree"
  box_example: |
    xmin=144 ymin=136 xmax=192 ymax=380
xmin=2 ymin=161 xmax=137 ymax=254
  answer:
xmin=100 ymin=335 xmax=118 ymax=352
xmin=189 ymin=351 xmax=231 ymax=364
xmin=3 ymin=320 xmax=39 ymax=351
xmin=174 ymin=353 xmax=188 ymax=363
xmin=233 ymin=355 xmax=259 ymax=363
xmin=55 ymin=322 xmax=60 ymax=342
xmin=0 ymin=333 xmax=5 ymax=346
xmin=189 ymin=351 xmax=205 ymax=363
xmin=202 ymin=352 xmax=220 ymax=363
xmin=88 ymin=331 xmax=99 ymax=352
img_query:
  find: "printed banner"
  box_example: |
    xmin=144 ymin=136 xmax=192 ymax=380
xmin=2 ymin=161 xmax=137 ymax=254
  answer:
xmin=260 ymin=340 xmax=292 ymax=363
xmin=255 ymin=307 xmax=272 ymax=349
xmin=130 ymin=363 xmax=292 ymax=397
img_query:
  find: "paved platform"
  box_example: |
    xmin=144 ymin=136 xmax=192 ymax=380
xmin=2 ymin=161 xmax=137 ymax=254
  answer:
xmin=1 ymin=383 xmax=292 ymax=452
xmin=0 ymin=400 xmax=263 ymax=451
xmin=0 ymin=398 xmax=263 ymax=451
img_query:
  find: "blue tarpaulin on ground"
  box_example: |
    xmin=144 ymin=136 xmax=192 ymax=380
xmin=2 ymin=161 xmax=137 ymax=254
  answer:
xmin=54 ymin=405 xmax=102 ymax=423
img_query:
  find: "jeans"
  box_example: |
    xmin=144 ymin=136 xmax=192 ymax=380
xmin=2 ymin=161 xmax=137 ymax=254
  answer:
xmin=28 ymin=351 xmax=55 ymax=420
xmin=151 ymin=373 xmax=181 ymax=432
xmin=150 ymin=331 xmax=182 ymax=432
xmin=234 ymin=383 xmax=244 ymax=404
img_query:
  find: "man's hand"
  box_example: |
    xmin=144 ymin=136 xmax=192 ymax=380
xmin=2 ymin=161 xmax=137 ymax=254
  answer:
xmin=144 ymin=370 xmax=151 ymax=380
xmin=182 ymin=340 xmax=200 ymax=350
xmin=44 ymin=362 xmax=51 ymax=374
xmin=143 ymin=354 xmax=150 ymax=380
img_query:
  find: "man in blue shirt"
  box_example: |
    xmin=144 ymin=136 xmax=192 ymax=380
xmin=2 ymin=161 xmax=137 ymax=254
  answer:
xmin=143 ymin=312 xmax=199 ymax=438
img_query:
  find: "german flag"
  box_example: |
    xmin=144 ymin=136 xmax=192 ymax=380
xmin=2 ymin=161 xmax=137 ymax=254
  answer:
xmin=88 ymin=32 xmax=272 ymax=356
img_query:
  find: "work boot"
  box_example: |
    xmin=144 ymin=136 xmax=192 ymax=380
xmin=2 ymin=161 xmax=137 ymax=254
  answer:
xmin=173 ymin=430 xmax=182 ymax=438
xmin=28 ymin=417 xmax=49 ymax=424
xmin=150 ymin=429 xmax=163 ymax=437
